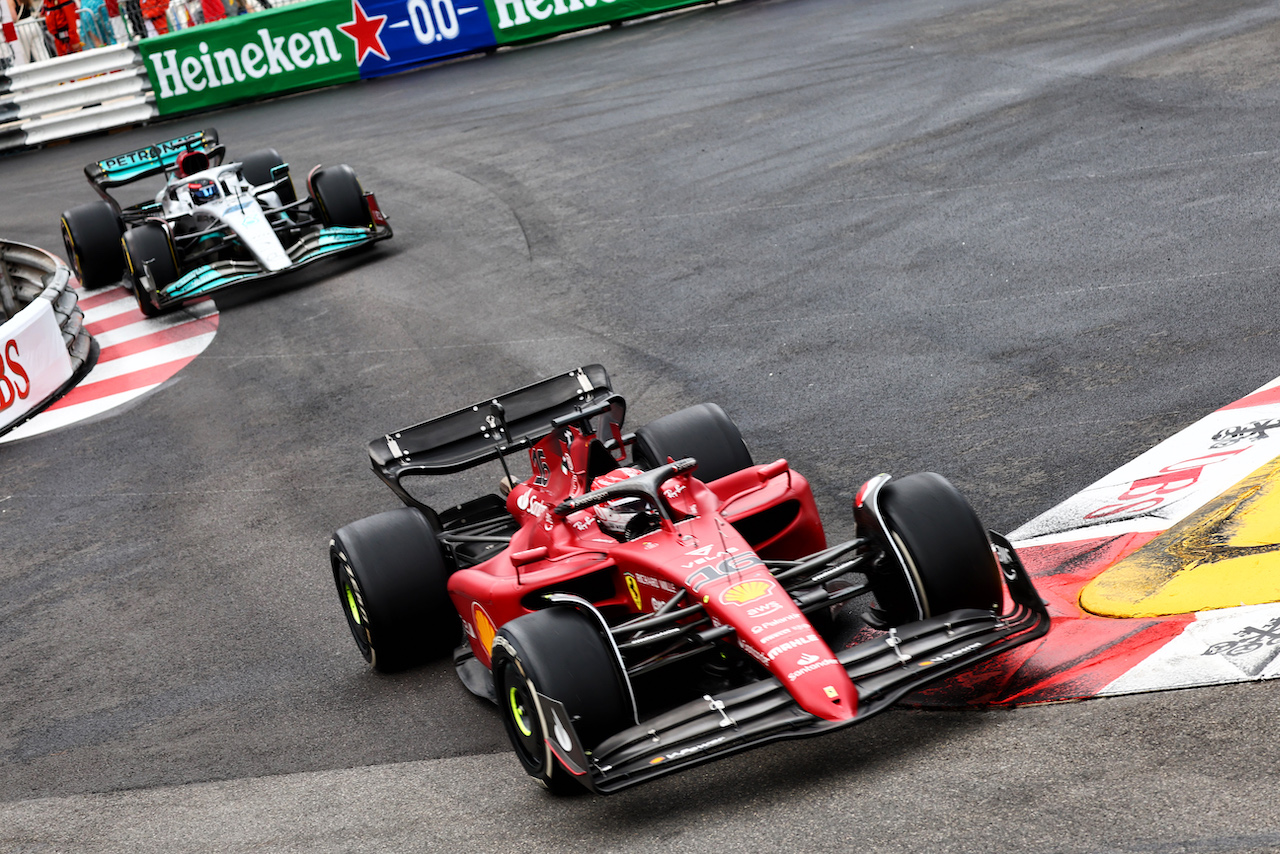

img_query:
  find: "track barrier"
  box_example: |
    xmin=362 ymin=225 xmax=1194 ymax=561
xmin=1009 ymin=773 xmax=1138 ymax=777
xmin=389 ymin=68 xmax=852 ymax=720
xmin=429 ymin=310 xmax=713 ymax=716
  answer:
xmin=0 ymin=0 xmax=730 ymax=153
xmin=0 ymin=240 xmax=95 ymax=437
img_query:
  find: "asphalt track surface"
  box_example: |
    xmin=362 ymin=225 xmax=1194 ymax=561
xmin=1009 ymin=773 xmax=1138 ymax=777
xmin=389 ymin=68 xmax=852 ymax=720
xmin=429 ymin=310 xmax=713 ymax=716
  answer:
xmin=4 ymin=0 xmax=1280 ymax=850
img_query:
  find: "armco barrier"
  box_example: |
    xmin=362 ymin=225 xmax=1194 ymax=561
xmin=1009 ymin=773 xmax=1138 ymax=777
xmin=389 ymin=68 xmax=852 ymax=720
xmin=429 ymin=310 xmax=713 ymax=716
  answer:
xmin=0 ymin=241 xmax=95 ymax=438
xmin=0 ymin=43 xmax=156 ymax=152
xmin=1 ymin=0 xmax=729 ymax=152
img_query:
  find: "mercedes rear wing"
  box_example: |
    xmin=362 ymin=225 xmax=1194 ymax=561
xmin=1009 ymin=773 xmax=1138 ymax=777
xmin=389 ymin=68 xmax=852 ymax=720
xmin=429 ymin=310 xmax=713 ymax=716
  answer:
xmin=85 ymin=127 xmax=220 ymax=203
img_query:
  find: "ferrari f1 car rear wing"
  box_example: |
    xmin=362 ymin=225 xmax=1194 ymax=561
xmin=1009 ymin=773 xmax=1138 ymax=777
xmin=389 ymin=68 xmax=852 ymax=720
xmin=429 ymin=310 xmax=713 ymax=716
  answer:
xmin=368 ymin=365 xmax=622 ymax=504
xmin=543 ymin=531 xmax=1050 ymax=794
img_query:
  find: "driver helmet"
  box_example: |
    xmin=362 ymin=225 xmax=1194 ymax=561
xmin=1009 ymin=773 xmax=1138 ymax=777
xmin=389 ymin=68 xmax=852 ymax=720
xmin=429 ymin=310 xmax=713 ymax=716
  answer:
xmin=591 ymin=467 xmax=649 ymax=540
xmin=187 ymin=178 xmax=219 ymax=204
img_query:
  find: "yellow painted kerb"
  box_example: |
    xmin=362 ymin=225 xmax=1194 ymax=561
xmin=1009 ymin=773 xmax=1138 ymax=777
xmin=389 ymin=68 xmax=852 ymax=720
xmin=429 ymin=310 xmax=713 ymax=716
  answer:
xmin=1080 ymin=453 xmax=1280 ymax=617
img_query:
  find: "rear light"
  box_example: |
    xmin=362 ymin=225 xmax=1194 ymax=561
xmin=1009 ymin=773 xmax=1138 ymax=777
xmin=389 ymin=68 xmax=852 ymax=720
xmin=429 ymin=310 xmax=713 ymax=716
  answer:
xmin=365 ymin=192 xmax=387 ymax=228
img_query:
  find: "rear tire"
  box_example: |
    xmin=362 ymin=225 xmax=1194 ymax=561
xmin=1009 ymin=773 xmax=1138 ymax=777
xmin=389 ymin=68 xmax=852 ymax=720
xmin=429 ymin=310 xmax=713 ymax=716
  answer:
xmin=61 ymin=201 xmax=124 ymax=290
xmin=329 ymin=507 xmax=458 ymax=672
xmin=241 ymin=148 xmax=297 ymax=205
xmin=492 ymin=607 xmax=630 ymax=794
xmin=310 ymin=164 xmax=369 ymax=227
xmin=633 ymin=403 xmax=754 ymax=483
xmin=871 ymin=473 xmax=1003 ymax=624
xmin=122 ymin=224 xmax=179 ymax=317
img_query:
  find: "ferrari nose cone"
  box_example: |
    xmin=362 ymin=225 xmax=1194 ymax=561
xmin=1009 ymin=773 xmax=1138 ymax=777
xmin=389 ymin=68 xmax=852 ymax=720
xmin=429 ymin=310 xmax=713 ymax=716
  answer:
xmin=780 ymin=647 xmax=857 ymax=721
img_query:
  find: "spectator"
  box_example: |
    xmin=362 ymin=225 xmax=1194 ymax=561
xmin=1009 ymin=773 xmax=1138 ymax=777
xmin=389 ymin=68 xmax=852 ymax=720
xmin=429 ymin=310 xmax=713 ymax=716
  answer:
xmin=200 ymin=0 xmax=224 ymax=23
xmin=11 ymin=0 xmax=41 ymax=62
xmin=79 ymin=0 xmax=113 ymax=46
xmin=41 ymin=0 xmax=80 ymax=55
xmin=119 ymin=0 xmax=143 ymax=38
xmin=138 ymin=0 xmax=164 ymax=34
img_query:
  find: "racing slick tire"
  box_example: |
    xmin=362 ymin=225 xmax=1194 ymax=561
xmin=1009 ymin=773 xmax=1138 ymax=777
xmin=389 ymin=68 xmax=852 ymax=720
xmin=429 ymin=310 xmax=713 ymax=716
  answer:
xmin=632 ymin=403 xmax=754 ymax=483
xmin=492 ymin=607 xmax=631 ymax=794
xmin=60 ymin=201 xmax=125 ymax=290
xmin=329 ymin=507 xmax=458 ymax=673
xmin=309 ymin=165 xmax=370 ymax=228
xmin=870 ymin=472 xmax=1003 ymax=625
xmin=122 ymin=224 xmax=178 ymax=318
xmin=241 ymin=148 xmax=298 ymax=205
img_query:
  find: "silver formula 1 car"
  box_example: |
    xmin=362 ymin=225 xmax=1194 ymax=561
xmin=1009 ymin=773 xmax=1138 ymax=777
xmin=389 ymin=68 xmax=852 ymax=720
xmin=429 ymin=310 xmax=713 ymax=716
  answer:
xmin=59 ymin=128 xmax=392 ymax=316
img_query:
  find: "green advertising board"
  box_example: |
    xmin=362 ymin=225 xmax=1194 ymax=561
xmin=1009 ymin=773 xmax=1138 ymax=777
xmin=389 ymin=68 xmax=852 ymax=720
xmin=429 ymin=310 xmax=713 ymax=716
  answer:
xmin=484 ymin=0 xmax=710 ymax=44
xmin=140 ymin=0 xmax=718 ymax=117
xmin=140 ymin=0 xmax=360 ymax=116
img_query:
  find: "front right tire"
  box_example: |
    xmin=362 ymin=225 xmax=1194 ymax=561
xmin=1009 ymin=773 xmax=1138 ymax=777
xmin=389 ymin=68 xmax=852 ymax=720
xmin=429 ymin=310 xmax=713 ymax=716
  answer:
xmin=122 ymin=224 xmax=179 ymax=317
xmin=869 ymin=472 xmax=1004 ymax=624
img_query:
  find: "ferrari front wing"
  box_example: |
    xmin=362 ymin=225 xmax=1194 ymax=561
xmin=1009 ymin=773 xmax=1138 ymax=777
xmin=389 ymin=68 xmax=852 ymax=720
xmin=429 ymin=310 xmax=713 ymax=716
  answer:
xmin=543 ymin=532 xmax=1049 ymax=794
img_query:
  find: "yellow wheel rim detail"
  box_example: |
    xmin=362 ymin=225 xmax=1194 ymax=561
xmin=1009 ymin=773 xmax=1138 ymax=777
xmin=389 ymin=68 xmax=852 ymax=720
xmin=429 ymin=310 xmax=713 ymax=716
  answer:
xmin=509 ymin=686 xmax=533 ymax=737
xmin=344 ymin=584 xmax=362 ymax=626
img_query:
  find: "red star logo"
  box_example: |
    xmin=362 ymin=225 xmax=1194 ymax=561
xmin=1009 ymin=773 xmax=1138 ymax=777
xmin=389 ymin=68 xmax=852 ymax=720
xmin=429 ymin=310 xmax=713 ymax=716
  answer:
xmin=339 ymin=0 xmax=390 ymax=65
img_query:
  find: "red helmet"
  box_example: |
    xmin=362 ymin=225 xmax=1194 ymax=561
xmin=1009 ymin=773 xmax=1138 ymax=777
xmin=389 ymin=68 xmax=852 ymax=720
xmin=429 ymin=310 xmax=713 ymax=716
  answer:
xmin=591 ymin=467 xmax=650 ymax=540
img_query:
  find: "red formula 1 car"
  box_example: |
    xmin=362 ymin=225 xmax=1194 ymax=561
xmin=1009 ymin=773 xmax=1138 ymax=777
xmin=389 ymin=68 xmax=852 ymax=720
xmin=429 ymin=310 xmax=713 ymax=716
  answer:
xmin=329 ymin=366 xmax=1049 ymax=794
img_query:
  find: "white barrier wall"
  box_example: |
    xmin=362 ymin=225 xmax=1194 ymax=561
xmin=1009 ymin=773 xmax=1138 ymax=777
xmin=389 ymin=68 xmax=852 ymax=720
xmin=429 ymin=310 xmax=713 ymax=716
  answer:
xmin=0 ymin=297 xmax=74 ymax=430
xmin=0 ymin=240 xmax=94 ymax=437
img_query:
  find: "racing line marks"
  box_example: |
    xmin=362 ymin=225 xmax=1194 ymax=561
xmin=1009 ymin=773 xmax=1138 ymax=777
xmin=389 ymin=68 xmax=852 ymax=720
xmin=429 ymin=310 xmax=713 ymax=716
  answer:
xmin=587 ymin=149 xmax=1278 ymax=226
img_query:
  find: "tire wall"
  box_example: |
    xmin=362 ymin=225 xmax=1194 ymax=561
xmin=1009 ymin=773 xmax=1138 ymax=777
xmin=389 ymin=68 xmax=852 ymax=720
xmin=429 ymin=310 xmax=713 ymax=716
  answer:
xmin=0 ymin=241 xmax=93 ymax=436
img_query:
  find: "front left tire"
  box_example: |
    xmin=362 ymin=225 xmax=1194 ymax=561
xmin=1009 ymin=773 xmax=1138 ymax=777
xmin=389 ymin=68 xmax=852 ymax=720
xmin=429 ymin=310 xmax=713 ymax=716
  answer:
xmin=492 ymin=607 xmax=631 ymax=794
xmin=61 ymin=201 xmax=125 ymax=290
xmin=309 ymin=165 xmax=370 ymax=228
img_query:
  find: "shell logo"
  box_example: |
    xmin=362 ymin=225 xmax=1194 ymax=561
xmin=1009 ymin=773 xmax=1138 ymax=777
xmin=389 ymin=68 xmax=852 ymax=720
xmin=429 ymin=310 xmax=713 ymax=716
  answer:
xmin=473 ymin=604 xmax=497 ymax=654
xmin=720 ymin=579 xmax=774 ymax=607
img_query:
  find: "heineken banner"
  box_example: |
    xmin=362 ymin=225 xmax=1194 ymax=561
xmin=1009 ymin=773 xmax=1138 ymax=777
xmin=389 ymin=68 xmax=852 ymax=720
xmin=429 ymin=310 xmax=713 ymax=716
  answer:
xmin=141 ymin=0 xmax=715 ymax=116
xmin=141 ymin=2 xmax=362 ymax=115
xmin=486 ymin=0 xmax=707 ymax=44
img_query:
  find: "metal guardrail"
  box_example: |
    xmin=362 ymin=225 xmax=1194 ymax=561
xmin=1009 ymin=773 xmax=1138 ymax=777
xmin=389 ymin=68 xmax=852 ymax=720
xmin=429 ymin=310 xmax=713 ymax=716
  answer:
xmin=0 ymin=0 xmax=720 ymax=154
xmin=0 ymin=42 xmax=155 ymax=152
xmin=0 ymin=0 xmax=295 ymax=153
